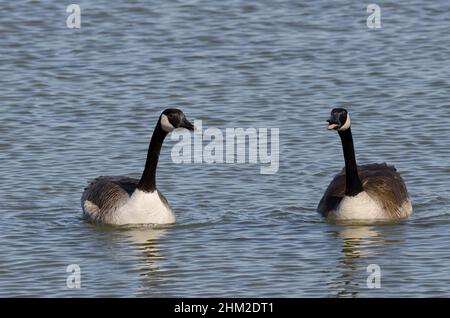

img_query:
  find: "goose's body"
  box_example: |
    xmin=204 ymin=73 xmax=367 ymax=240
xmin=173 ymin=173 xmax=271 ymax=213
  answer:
xmin=81 ymin=109 xmax=194 ymax=225
xmin=318 ymin=163 xmax=412 ymax=220
xmin=82 ymin=176 xmax=175 ymax=225
xmin=318 ymin=108 xmax=412 ymax=221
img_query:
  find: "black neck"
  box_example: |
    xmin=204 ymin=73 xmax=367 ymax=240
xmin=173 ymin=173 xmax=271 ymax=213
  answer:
xmin=137 ymin=121 xmax=167 ymax=192
xmin=338 ymin=128 xmax=364 ymax=196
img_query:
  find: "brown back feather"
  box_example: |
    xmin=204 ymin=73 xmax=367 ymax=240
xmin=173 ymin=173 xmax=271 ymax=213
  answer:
xmin=81 ymin=176 xmax=139 ymax=223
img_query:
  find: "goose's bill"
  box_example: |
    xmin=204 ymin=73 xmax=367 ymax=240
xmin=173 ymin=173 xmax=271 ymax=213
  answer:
xmin=327 ymin=120 xmax=339 ymax=130
xmin=180 ymin=117 xmax=195 ymax=131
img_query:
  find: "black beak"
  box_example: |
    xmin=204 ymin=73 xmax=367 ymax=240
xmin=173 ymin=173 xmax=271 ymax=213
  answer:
xmin=327 ymin=115 xmax=340 ymax=125
xmin=180 ymin=117 xmax=195 ymax=131
xmin=327 ymin=114 xmax=340 ymax=130
xmin=327 ymin=119 xmax=338 ymax=125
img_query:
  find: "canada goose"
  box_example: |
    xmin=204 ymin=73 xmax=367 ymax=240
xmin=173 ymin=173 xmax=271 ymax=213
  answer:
xmin=317 ymin=108 xmax=412 ymax=220
xmin=81 ymin=109 xmax=194 ymax=225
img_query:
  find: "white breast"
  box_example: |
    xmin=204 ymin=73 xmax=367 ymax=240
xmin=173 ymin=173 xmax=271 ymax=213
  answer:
xmin=113 ymin=190 xmax=176 ymax=225
xmin=329 ymin=191 xmax=386 ymax=220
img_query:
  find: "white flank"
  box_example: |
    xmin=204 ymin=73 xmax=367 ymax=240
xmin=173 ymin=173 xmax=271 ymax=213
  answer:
xmin=328 ymin=191 xmax=386 ymax=220
xmin=113 ymin=190 xmax=176 ymax=225
xmin=400 ymin=199 xmax=413 ymax=218
xmin=84 ymin=200 xmax=100 ymax=218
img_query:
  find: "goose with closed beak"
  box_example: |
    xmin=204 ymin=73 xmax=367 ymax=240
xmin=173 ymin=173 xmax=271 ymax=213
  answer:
xmin=81 ymin=108 xmax=195 ymax=225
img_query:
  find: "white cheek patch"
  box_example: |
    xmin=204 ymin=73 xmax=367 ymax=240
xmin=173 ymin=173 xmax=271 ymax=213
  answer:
xmin=160 ymin=114 xmax=175 ymax=132
xmin=338 ymin=114 xmax=351 ymax=131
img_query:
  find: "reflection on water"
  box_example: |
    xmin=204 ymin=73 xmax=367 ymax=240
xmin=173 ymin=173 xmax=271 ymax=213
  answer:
xmin=122 ymin=227 xmax=167 ymax=270
xmin=120 ymin=227 xmax=169 ymax=293
xmin=329 ymin=225 xmax=395 ymax=298
xmin=339 ymin=225 xmax=382 ymax=259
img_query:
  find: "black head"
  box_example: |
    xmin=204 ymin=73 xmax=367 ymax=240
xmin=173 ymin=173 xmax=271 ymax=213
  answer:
xmin=160 ymin=108 xmax=194 ymax=132
xmin=327 ymin=108 xmax=351 ymax=131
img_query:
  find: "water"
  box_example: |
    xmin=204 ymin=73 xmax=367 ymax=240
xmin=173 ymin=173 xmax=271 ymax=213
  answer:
xmin=0 ymin=0 xmax=449 ymax=297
